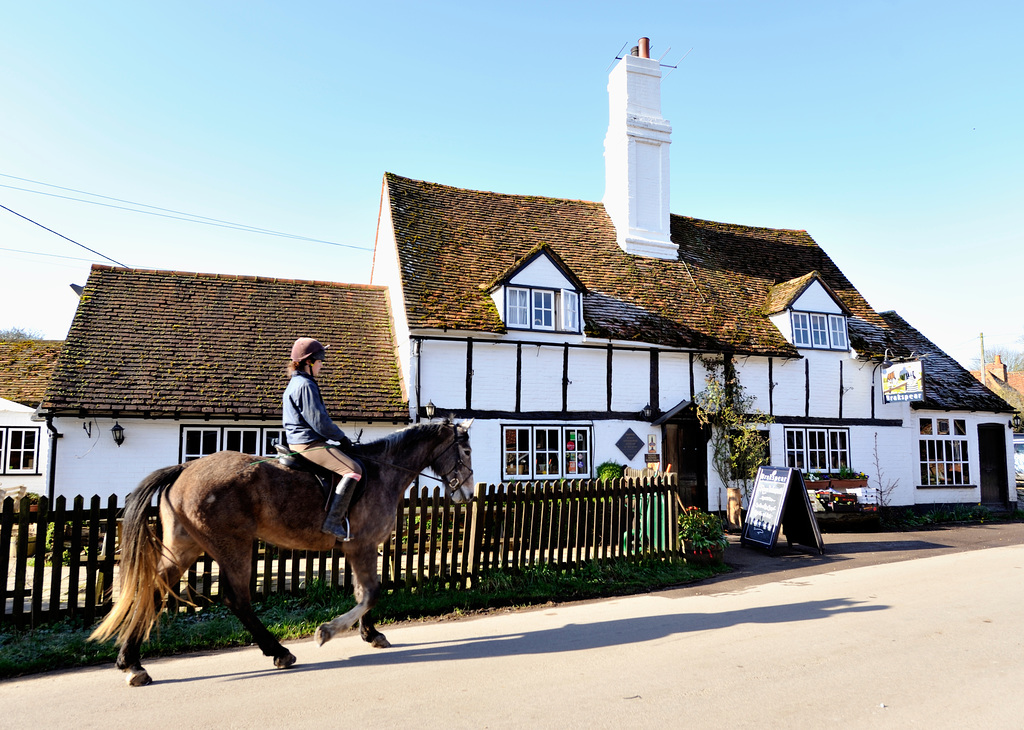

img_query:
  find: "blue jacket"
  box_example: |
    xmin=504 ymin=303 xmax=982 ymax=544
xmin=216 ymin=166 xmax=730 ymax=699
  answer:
xmin=282 ymin=372 xmax=351 ymax=447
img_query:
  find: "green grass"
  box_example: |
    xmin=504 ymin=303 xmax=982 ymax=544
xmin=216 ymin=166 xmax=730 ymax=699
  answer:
xmin=0 ymin=556 xmax=726 ymax=679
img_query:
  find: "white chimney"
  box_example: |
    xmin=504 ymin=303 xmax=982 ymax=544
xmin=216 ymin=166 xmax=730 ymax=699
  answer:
xmin=602 ymin=38 xmax=677 ymax=260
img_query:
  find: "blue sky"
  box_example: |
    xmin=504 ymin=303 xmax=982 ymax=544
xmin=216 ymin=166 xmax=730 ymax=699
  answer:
xmin=1 ymin=1 xmax=1020 ymax=369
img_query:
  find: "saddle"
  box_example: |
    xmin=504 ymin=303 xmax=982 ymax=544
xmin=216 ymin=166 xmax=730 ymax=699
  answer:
xmin=273 ymin=443 xmax=365 ymax=508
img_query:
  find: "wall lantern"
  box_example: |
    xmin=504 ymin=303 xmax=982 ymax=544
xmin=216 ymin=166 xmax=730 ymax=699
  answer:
xmin=424 ymin=401 xmax=436 ymax=420
xmin=640 ymin=403 xmax=653 ymax=420
xmin=111 ymin=421 xmax=125 ymax=447
xmin=1012 ymin=414 xmax=1022 ymax=431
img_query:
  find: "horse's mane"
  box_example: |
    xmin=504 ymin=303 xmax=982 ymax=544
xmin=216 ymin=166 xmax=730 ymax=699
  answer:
xmin=353 ymin=421 xmax=449 ymax=464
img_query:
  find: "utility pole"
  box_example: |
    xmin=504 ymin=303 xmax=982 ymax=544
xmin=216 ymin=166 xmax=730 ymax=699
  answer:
xmin=980 ymin=332 xmax=987 ymax=387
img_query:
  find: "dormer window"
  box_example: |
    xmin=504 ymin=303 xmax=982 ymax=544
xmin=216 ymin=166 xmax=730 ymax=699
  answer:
xmin=506 ymin=286 xmax=581 ymax=333
xmin=792 ymin=311 xmax=848 ymax=350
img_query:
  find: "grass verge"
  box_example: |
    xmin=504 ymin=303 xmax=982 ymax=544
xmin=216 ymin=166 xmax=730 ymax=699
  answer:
xmin=0 ymin=556 xmax=727 ymax=679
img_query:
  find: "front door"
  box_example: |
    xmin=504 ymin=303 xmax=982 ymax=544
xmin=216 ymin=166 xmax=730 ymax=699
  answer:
xmin=664 ymin=417 xmax=708 ymax=511
xmin=978 ymin=423 xmax=1009 ymax=505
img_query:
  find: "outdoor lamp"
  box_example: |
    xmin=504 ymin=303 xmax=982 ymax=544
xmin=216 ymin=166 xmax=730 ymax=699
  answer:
xmin=1012 ymin=414 xmax=1022 ymax=431
xmin=424 ymin=400 xmax=436 ymax=419
xmin=641 ymin=403 xmax=653 ymax=420
xmin=881 ymin=349 xmax=894 ymax=369
xmin=111 ymin=421 xmax=125 ymax=447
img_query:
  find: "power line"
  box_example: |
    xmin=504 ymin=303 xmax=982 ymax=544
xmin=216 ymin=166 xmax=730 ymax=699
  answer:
xmin=0 ymin=173 xmax=373 ymax=251
xmin=0 ymin=203 xmax=128 ymax=267
xmin=0 ymin=246 xmax=98 ymax=263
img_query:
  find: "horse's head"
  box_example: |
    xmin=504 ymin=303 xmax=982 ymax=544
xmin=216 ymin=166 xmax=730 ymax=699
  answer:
xmin=431 ymin=418 xmax=474 ymax=503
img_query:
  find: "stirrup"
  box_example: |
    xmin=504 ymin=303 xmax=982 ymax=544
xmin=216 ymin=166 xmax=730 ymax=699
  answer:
xmin=322 ymin=515 xmax=353 ymax=542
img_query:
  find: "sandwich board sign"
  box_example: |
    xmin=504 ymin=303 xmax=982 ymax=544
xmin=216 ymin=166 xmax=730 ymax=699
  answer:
xmin=740 ymin=466 xmax=824 ymax=554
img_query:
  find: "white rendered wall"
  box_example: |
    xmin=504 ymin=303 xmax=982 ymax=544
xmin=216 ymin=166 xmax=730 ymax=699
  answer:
xmin=50 ymin=417 xmax=402 ymax=501
xmin=0 ymin=398 xmax=49 ymax=499
xmin=793 ymin=281 xmax=844 ymax=313
xmin=508 ymin=256 xmax=575 ymax=290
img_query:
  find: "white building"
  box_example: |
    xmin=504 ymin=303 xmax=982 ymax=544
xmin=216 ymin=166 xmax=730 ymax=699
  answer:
xmin=0 ymin=340 xmax=62 ymax=502
xmin=370 ymin=39 xmax=1015 ymax=511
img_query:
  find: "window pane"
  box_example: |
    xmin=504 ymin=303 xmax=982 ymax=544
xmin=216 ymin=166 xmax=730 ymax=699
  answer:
xmin=507 ymin=289 xmax=529 ymax=327
xmin=792 ymin=313 xmax=810 ymax=346
xmin=954 ymin=419 xmax=966 ymax=436
xmin=829 ymin=315 xmax=848 ymax=349
xmin=533 ymin=291 xmax=554 ymax=329
xmin=920 ymin=419 xmax=932 ymax=435
xmin=937 ymin=419 xmax=949 ymax=436
xmin=810 ymin=314 xmax=829 ymax=347
xmin=562 ymin=291 xmax=579 ymax=331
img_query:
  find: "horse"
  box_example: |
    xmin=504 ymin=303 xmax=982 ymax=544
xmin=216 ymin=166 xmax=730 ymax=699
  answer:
xmin=90 ymin=419 xmax=474 ymax=686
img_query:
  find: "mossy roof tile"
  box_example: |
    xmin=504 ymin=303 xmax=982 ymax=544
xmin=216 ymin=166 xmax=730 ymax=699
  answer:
xmin=42 ymin=267 xmax=407 ymax=420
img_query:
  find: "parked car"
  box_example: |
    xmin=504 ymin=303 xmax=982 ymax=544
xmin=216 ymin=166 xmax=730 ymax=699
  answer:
xmin=1014 ymin=434 xmax=1024 ymax=482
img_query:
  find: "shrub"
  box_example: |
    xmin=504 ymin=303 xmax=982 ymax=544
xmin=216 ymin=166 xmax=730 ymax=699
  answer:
xmin=596 ymin=461 xmax=624 ymax=481
xmin=677 ymin=507 xmax=728 ymax=551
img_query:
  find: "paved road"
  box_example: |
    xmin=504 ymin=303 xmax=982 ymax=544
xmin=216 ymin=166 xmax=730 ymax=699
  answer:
xmin=4 ymin=524 xmax=1024 ymax=729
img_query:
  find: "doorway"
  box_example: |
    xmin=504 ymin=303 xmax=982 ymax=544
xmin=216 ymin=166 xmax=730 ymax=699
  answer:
xmin=663 ymin=415 xmax=708 ymax=512
xmin=978 ymin=423 xmax=1009 ymax=506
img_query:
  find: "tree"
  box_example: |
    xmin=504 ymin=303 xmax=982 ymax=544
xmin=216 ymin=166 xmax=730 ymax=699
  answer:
xmin=694 ymin=356 xmax=774 ymax=511
xmin=0 ymin=327 xmax=44 ymax=341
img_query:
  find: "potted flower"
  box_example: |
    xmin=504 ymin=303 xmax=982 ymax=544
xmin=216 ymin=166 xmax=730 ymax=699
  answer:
xmin=677 ymin=507 xmax=728 ymax=564
xmin=829 ymin=466 xmax=868 ymax=491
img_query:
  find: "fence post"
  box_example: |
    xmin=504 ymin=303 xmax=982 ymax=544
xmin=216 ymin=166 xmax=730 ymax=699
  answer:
xmin=466 ymin=483 xmax=486 ymax=587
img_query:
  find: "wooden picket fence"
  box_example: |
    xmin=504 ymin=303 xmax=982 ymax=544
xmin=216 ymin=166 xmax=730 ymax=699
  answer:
xmin=2 ymin=476 xmax=681 ymax=629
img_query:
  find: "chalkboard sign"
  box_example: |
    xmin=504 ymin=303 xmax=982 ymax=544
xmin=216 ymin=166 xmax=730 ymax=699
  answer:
xmin=741 ymin=466 xmax=824 ymax=554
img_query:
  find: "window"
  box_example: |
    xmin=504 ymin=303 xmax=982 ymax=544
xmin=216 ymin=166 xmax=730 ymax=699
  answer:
xmin=1 ymin=427 xmax=40 ymax=474
xmin=829 ymin=315 xmax=848 ymax=349
xmin=183 ymin=428 xmax=219 ymax=462
xmin=785 ymin=427 xmax=850 ymax=475
xmin=810 ymin=314 xmax=829 ymax=347
xmin=502 ymin=425 xmax=593 ymax=480
xmin=182 ymin=426 xmax=291 ymax=462
xmin=919 ymin=417 xmax=970 ymax=486
xmin=791 ymin=312 xmax=811 ymax=347
xmin=532 ymin=290 xmax=555 ymax=329
xmin=790 ymin=310 xmax=848 ymax=350
xmin=562 ymin=290 xmax=580 ymax=332
xmin=504 ymin=286 xmax=581 ymax=333
xmin=507 ymin=288 xmax=529 ymax=327
xmin=225 ymin=428 xmax=260 ymax=454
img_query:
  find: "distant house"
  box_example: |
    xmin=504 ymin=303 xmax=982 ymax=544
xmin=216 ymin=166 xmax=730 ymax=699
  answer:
xmin=370 ymin=40 xmax=1016 ymax=510
xmin=39 ymin=267 xmax=408 ymax=500
xmin=971 ymin=355 xmax=1024 ymax=420
xmin=0 ymin=339 xmax=62 ymax=500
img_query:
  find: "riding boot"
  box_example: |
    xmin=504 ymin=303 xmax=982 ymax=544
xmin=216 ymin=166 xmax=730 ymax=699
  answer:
xmin=322 ymin=474 xmax=359 ymax=541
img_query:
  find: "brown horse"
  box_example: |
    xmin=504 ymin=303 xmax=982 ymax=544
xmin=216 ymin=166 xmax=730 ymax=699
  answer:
xmin=90 ymin=419 xmax=474 ymax=686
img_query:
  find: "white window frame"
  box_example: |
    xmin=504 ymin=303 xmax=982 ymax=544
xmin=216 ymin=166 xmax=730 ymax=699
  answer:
xmin=507 ymin=287 xmax=530 ymax=328
xmin=504 ymin=286 xmax=581 ymax=333
xmin=918 ymin=417 xmax=970 ymax=486
xmin=562 ymin=289 xmax=580 ymax=333
xmin=791 ymin=312 xmax=811 ymax=347
xmin=790 ymin=310 xmax=849 ymax=351
xmin=501 ymin=424 xmax=594 ymax=481
xmin=785 ymin=427 xmax=850 ymax=475
xmin=182 ymin=427 xmax=220 ymax=462
xmin=532 ymin=290 xmax=555 ymax=330
xmin=224 ymin=427 xmax=261 ymax=455
xmin=1 ymin=427 xmax=41 ymax=475
xmin=829 ymin=314 xmax=848 ymax=349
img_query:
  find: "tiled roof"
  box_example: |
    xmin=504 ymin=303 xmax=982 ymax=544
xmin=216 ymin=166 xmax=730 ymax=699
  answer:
xmin=0 ymin=340 xmax=63 ymax=407
xmin=43 ymin=267 xmax=407 ymax=420
xmin=877 ymin=311 xmax=1013 ymax=413
xmin=386 ymin=173 xmax=889 ymax=355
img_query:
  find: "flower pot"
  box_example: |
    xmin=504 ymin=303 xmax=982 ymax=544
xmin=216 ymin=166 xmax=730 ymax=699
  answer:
xmin=681 ymin=540 xmax=725 ymax=565
xmin=830 ymin=479 xmax=868 ymax=490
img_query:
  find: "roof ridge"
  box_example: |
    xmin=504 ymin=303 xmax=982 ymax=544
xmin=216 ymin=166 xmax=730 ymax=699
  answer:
xmin=88 ymin=264 xmax=385 ymax=291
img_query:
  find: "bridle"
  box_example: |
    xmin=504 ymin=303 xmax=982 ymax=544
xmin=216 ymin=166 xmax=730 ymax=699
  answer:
xmin=357 ymin=422 xmax=472 ymax=494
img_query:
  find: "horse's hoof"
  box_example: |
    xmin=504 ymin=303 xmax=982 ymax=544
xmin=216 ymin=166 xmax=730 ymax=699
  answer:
xmin=314 ymin=624 xmax=331 ymax=646
xmin=125 ymin=669 xmax=152 ymax=687
xmin=369 ymin=634 xmax=391 ymax=649
xmin=274 ymin=652 xmax=296 ymax=669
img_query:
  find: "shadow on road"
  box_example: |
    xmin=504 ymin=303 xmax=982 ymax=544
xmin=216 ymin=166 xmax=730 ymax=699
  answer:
xmin=152 ymin=595 xmax=887 ymax=685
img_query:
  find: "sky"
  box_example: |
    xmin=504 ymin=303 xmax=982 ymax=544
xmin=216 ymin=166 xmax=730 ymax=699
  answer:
xmin=1 ymin=1 xmax=1021 ymax=369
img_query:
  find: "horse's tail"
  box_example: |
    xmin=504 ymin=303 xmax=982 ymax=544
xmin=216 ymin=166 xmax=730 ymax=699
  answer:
xmin=90 ymin=463 xmax=187 ymax=645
